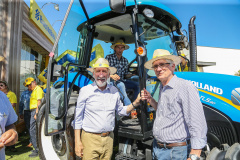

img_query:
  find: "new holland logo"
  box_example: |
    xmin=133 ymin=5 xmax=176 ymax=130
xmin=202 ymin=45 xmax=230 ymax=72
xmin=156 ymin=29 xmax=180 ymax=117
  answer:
xmin=191 ymin=81 xmax=223 ymax=95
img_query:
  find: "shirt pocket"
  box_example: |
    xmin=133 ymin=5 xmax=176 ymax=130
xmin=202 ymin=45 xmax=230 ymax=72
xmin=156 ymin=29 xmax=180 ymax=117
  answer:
xmin=87 ymin=94 xmax=104 ymax=111
xmin=163 ymin=102 xmax=178 ymax=120
xmin=106 ymin=97 xmax=117 ymax=112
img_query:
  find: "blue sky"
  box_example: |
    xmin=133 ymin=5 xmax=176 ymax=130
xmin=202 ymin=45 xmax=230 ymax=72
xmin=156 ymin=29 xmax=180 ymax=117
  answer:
xmin=24 ymin=0 xmax=240 ymax=50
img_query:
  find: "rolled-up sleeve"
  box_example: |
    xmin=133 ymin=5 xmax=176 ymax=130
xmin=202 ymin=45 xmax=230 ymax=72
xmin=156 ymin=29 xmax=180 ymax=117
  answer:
xmin=115 ymin=94 xmax=129 ymax=116
xmin=182 ymin=83 xmax=208 ymax=149
xmin=73 ymin=88 xmax=87 ymax=129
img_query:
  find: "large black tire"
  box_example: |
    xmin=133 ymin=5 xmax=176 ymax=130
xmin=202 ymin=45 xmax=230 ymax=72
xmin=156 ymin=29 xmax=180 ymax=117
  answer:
xmin=37 ymin=107 xmax=71 ymax=160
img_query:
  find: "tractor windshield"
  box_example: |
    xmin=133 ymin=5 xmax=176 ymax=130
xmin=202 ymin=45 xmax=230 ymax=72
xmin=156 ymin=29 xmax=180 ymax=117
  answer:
xmin=91 ymin=13 xmax=178 ymax=70
xmin=45 ymin=0 xmax=91 ymax=135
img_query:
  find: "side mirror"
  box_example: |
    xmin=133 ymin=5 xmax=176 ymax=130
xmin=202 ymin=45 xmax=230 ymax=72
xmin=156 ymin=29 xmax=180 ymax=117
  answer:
xmin=231 ymin=88 xmax=240 ymax=106
xmin=109 ymin=0 xmax=126 ymax=13
xmin=51 ymin=64 xmax=64 ymax=82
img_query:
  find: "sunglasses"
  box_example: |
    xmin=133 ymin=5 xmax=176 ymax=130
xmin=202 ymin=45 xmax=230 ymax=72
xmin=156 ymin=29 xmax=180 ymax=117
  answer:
xmin=152 ymin=63 xmax=170 ymax=70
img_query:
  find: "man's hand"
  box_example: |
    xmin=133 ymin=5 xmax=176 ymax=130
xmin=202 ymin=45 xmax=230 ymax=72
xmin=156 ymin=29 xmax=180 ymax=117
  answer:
xmin=135 ymin=93 xmax=142 ymax=105
xmin=110 ymin=74 xmax=120 ymax=81
xmin=75 ymin=141 xmax=84 ymax=157
xmin=19 ymin=114 xmax=24 ymax=119
xmin=34 ymin=114 xmax=37 ymax=120
xmin=141 ymin=88 xmax=152 ymax=103
xmin=0 ymin=128 xmax=18 ymax=150
xmin=141 ymin=88 xmax=158 ymax=110
xmin=187 ymin=149 xmax=201 ymax=160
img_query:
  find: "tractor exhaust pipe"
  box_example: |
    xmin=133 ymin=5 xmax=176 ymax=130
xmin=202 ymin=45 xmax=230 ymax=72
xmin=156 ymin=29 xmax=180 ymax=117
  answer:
xmin=188 ymin=16 xmax=197 ymax=72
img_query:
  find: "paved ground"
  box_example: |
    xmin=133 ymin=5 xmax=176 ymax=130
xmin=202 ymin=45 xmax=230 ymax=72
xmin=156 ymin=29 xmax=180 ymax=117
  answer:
xmin=5 ymin=132 xmax=40 ymax=160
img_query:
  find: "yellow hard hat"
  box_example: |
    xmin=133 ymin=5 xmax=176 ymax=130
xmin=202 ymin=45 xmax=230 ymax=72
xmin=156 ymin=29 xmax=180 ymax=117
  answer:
xmin=24 ymin=77 xmax=35 ymax=86
xmin=180 ymin=53 xmax=186 ymax=57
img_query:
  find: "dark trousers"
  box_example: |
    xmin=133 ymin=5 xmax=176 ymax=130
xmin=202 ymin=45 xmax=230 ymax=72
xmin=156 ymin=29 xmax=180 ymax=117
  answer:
xmin=30 ymin=109 xmax=38 ymax=152
xmin=123 ymin=79 xmax=139 ymax=100
xmin=24 ymin=110 xmax=31 ymax=143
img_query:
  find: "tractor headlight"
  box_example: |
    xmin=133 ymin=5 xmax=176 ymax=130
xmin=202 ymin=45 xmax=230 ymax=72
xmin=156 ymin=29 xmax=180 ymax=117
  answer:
xmin=143 ymin=8 xmax=154 ymax=18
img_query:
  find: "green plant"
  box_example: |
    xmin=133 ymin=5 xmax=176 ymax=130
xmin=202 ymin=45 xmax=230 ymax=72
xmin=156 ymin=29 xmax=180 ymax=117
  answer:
xmin=234 ymin=70 xmax=240 ymax=76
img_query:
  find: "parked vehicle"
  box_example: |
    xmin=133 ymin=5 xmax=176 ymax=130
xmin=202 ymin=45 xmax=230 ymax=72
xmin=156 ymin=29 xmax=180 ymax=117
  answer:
xmin=37 ymin=0 xmax=240 ymax=159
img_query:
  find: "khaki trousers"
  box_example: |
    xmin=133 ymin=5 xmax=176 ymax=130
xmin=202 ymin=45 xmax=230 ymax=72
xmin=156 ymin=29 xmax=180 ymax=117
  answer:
xmin=81 ymin=130 xmax=114 ymax=160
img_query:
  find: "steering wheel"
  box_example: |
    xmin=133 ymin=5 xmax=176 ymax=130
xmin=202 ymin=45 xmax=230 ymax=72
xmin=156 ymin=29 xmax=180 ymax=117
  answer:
xmin=128 ymin=56 xmax=138 ymax=75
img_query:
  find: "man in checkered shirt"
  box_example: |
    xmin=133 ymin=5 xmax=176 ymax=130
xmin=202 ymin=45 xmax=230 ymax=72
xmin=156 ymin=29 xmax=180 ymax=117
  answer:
xmin=105 ymin=39 xmax=139 ymax=106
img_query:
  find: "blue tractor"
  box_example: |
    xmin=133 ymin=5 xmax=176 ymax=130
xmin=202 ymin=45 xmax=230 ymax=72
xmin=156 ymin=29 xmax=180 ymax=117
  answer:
xmin=36 ymin=0 xmax=240 ymax=159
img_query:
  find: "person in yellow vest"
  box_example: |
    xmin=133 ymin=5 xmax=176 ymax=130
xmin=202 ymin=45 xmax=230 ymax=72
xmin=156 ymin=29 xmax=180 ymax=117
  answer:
xmin=0 ymin=80 xmax=17 ymax=112
xmin=24 ymin=77 xmax=44 ymax=158
xmin=179 ymin=53 xmax=200 ymax=72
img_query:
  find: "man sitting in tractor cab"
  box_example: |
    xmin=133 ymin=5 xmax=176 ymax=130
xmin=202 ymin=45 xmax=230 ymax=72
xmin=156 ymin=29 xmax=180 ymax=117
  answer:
xmin=179 ymin=52 xmax=200 ymax=72
xmin=105 ymin=39 xmax=139 ymax=105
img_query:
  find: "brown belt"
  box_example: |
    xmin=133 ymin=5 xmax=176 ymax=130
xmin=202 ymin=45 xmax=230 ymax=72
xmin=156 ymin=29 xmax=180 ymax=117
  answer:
xmin=88 ymin=131 xmax=111 ymax=137
xmin=157 ymin=140 xmax=190 ymax=149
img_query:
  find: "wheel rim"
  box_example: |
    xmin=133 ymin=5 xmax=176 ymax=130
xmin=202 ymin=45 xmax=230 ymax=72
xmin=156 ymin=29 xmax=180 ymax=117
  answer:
xmin=40 ymin=117 xmax=68 ymax=160
xmin=52 ymin=133 xmax=67 ymax=156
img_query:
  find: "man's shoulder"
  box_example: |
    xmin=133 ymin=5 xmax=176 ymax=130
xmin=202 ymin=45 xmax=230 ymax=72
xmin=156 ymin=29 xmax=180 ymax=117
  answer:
xmin=36 ymin=85 xmax=44 ymax=92
xmin=22 ymin=89 xmax=30 ymax=94
xmin=32 ymin=86 xmax=43 ymax=95
xmin=0 ymin=91 xmax=7 ymax=99
xmin=175 ymin=76 xmax=196 ymax=89
xmin=8 ymin=91 xmax=16 ymax=96
xmin=174 ymin=76 xmax=189 ymax=84
xmin=108 ymin=84 xmax=120 ymax=94
xmin=105 ymin=54 xmax=115 ymax=59
xmin=81 ymin=83 xmax=95 ymax=92
xmin=122 ymin=56 xmax=128 ymax=61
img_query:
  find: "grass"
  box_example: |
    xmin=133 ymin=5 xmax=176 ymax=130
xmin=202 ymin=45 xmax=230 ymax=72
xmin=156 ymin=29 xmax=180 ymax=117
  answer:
xmin=5 ymin=132 xmax=40 ymax=160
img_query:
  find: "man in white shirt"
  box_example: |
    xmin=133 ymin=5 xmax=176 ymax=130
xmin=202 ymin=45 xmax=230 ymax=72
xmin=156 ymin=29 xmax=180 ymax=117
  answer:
xmin=73 ymin=58 xmax=141 ymax=160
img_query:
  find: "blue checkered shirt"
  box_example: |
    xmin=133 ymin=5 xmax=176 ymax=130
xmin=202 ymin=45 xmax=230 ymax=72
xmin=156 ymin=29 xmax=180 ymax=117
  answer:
xmin=105 ymin=53 xmax=129 ymax=80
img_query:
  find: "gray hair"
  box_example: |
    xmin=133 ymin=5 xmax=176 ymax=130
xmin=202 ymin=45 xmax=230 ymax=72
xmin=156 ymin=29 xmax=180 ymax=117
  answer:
xmin=165 ymin=59 xmax=174 ymax=66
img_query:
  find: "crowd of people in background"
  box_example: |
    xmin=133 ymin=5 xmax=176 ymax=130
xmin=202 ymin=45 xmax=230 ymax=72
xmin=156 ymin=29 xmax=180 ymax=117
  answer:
xmin=0 ymin=77 xmax=44 ymax=159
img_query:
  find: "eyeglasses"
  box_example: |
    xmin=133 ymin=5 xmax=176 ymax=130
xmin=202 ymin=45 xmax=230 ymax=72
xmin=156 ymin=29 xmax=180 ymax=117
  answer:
xmin=152 ymin=63 xmax=170 ymax=70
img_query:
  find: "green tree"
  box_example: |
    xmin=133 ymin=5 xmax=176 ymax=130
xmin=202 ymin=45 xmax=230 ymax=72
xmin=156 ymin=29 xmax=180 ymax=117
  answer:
xmin=234 ymin=70 xmax=240 ymax=76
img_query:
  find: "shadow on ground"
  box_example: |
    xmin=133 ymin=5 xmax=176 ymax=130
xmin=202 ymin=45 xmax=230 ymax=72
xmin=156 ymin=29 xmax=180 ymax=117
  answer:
xmin=5 ymin=131 xmax=39 ymax=160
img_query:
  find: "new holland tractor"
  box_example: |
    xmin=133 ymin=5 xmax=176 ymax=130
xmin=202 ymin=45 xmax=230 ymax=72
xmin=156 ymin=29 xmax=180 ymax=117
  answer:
xmin=36 ymin=0 xmax=240 ymax=159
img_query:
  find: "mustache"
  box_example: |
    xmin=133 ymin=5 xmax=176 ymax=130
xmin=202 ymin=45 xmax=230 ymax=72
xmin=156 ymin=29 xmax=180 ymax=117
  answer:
xmin=97 ymin=77 xmax=106 ymax=80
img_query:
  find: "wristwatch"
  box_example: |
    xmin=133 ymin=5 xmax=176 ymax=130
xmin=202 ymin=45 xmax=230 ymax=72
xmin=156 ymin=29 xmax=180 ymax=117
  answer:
xmin=189 ymin=154 xmax=200 ymax=160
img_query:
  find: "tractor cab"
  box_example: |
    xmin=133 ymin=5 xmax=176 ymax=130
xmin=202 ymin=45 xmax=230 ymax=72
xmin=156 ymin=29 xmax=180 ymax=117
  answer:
xmin=39 ymin=0 xmax=188 ymax=159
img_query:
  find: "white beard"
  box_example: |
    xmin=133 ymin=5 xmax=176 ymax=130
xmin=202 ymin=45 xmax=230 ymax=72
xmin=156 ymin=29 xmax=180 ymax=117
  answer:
xmin=95 ymin=77 xmax=107 ymax=87
xmin=96 ymin=80 xmax=107 ymax=87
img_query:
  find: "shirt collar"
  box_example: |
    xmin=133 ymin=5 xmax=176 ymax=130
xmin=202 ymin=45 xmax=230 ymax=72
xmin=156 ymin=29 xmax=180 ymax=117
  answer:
xmin=113 ymin=53 xmax=122 ymax=60
xmin=160 ymin=75 xmax=177 ymax=89
xmin=92 ymin=81 xmax=110 ymax=91
xmin=33 ymin=85 xmax=39 ymax=92
xmin=166 ymin=74 xmax=177 ymax=89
